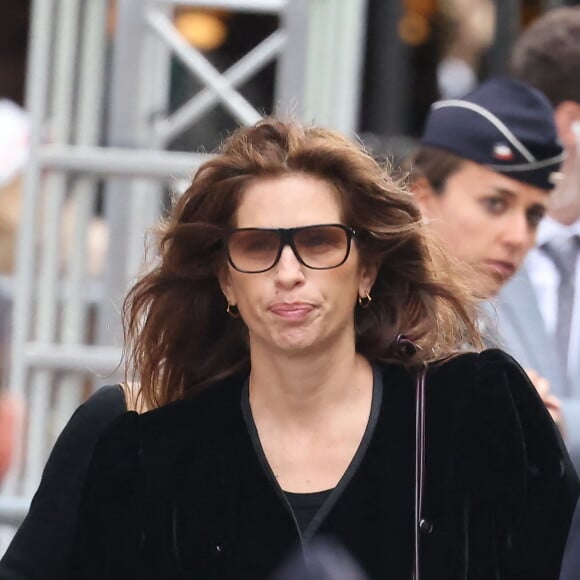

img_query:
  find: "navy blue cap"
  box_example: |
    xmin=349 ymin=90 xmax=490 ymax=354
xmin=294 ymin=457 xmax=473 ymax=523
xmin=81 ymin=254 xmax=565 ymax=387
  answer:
xmin=421 ymin=78 xmax=564 ymax=190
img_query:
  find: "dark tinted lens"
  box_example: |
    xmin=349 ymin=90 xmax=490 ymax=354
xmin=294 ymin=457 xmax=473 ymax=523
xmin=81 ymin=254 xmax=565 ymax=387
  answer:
xmin=227 ymin=229 xmax=280 ymax=272
xmin=294 ymin=225 xmax=349 ymax=268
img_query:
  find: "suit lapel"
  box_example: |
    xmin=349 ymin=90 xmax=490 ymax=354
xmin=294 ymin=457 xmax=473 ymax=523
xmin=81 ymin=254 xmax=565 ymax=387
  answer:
xmin=495 ymin=268 xmax=569 ymax=395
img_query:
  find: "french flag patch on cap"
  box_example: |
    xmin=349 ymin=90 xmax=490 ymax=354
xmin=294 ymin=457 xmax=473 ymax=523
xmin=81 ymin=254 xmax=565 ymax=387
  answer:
xmin=492 ymin=143 xmax=514 ymax=161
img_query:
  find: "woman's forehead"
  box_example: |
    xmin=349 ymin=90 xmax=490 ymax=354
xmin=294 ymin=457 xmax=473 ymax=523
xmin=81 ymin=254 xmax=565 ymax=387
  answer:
xmin=234 ymin=174 xmax=343 ymax=228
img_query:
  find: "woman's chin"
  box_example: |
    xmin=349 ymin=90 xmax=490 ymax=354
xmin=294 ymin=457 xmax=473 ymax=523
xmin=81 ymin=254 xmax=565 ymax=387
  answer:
xmin=251 ymin=316 xmax=348 ymax=356
xmin=271 ymin=333 xmax=317 ymax=354
xmin=262 ymin=324 xmax=333 ymax=355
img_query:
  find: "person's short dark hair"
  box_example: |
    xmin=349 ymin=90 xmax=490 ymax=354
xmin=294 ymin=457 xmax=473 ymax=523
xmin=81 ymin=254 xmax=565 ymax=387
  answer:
xmin=510 ymin=7 xmax=580 ymax=106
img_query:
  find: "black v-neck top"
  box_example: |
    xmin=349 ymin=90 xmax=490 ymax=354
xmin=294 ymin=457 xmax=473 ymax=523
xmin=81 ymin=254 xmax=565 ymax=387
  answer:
xmin=241 ymin=366 xmax=384 ymax=537
xmin=66 ymin=350 xmax=580 ymax=580
xmin=283 ymin=489 xmax=333 ymax=533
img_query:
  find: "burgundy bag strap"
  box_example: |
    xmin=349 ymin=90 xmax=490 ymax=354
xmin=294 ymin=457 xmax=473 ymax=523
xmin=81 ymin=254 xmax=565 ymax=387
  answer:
xmin=413 ymin=364 xmax=428 ymax=580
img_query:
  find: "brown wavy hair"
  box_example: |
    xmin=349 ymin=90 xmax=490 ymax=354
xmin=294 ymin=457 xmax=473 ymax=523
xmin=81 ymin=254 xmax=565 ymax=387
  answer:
xmin=123 ymin=119 xmax=482 ymax=409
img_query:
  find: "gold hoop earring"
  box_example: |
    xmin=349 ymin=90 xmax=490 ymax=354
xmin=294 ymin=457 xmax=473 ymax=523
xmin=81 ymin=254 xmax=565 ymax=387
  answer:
xmin=358 ymin=291 xmax=372 ymax=308
xmin=226 ymin=303 xmax=240 ymax=318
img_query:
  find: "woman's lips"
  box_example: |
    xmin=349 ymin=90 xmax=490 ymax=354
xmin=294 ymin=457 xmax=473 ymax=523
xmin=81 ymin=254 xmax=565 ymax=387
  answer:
xmin=484 ymin=260 xmax=516 ymax=281
xmin=269 ymin=303 xmax=314 ymax=321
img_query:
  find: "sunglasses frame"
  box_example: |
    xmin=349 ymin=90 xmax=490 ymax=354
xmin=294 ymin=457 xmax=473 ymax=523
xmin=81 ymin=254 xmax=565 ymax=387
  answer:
xmin=224 ymin=223 xmax=357 ymax=274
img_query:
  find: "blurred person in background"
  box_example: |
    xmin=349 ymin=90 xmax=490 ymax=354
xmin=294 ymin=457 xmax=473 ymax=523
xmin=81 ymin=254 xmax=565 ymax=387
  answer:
xmin=436 ymin=0 xmax=495 ymax=99
xmin=409 ymin=77 xmax=565 ymax=426
xmin=494 ymin=5 xmax=580 ymax=474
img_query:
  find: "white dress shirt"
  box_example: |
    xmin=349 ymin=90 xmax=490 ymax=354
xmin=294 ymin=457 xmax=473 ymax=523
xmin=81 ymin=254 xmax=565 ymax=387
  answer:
xmin=526 ymin=216 xmax=580 ymax=380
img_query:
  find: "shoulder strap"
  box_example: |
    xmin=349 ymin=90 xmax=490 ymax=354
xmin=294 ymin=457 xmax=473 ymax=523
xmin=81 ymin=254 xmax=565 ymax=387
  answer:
xmin=413 ymin=364 xmax=428 ymax=580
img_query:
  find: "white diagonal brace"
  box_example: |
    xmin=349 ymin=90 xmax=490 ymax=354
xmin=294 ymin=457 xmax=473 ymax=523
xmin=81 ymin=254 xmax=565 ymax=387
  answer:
xmin=155 ymin=29 xmax=286 ymax=146
xmin=145 ymin=8 xmax=263 ymax=126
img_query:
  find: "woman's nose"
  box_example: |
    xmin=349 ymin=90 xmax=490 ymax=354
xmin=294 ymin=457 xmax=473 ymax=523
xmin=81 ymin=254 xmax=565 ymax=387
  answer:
xmin=273 ymin=245 xmax=305 ymax=285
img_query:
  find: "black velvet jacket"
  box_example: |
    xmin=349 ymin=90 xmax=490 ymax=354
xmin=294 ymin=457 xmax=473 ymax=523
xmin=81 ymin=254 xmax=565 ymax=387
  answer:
xmin=69 ymin=350 xmax=579 ymax=580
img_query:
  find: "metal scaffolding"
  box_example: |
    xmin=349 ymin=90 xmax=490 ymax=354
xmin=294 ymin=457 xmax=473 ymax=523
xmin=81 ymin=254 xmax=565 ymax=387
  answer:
xmin=0 ymin=0 xmax=369 ymax=531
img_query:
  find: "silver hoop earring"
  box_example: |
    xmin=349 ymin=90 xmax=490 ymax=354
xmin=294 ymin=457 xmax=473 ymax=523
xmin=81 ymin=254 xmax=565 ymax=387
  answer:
xmin=226 ymin=303 xmax=240 ymax=318
xmin=358 ymin=291 xmax=372 ymax=308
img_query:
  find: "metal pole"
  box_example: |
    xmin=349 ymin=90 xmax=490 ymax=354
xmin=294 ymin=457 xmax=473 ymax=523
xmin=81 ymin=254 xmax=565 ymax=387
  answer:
xmin=53 ymin=0 xmax=109 ymax=437
xmin=303 ymin=0 xmax=369 ymax=133
xmin=23 ymin=343 xmax=123 ymax=373
xmin=97 ymin=0 xmax=149 ymax=351
xmin=25 ymin=0 xmax=81 ymax=495
xmin=489 ymin=0 xmax=521 ymax=75
xmin=332 ymin=0 xmax=369 ymax=133
xmin=3 ymin=0 xmax=57 ymax=497
xmin=275 ymin=0 xmax=308 ymax=117
xmin=361 ymin=0 xmax=410 ymax=136
xmin=123 ymin=6 xmax=172 ymax=297
xmin=39 ymin=145 xmax=208 ymax=178
xmin=304 ymin=0 xmax=330 ymax=125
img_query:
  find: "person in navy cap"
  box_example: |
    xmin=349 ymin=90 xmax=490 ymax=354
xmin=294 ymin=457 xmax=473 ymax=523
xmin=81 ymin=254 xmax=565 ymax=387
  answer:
xmin=410 ymin=77 xmax=565 ymax=425
xmin=494 ymin=8 xmax=580 ymax=480
xmin=412 ymin=77 xmax=563 ymax=298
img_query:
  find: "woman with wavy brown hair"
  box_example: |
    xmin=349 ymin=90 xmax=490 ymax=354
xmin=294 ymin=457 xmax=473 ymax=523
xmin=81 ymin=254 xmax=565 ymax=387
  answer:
xmin=124 ymin=122 xmax=479 ymax=409
xmin=63 ymin=118 xmax=577 ymax=579
xmin=4 ymin=118 xmax=576 ymax=580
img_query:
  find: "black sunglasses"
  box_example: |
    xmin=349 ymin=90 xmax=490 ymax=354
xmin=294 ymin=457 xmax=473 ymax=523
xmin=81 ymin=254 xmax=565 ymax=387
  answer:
xmin=224 ymin=224 xmax=357 ymax=274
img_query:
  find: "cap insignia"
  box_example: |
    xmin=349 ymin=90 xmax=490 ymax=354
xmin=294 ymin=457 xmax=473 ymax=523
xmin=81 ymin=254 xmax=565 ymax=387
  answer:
xmin=492 ymin=143 xmax=514 ymax=161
